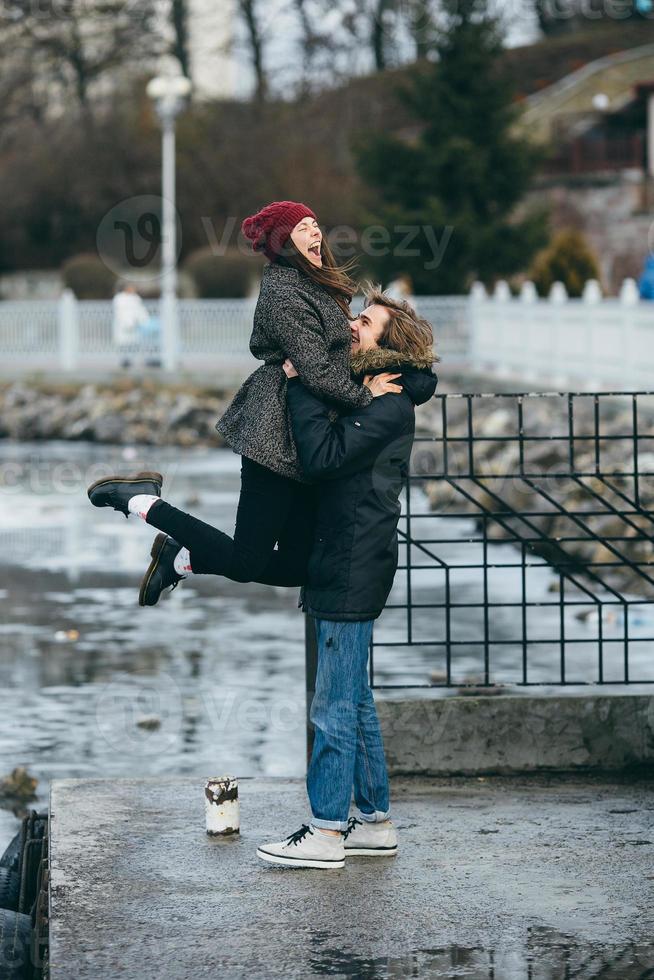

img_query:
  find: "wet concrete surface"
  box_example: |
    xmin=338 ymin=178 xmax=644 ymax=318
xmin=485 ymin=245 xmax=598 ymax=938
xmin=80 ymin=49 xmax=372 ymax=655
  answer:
xmin=49 ymin=773 xmax=654 ymax=979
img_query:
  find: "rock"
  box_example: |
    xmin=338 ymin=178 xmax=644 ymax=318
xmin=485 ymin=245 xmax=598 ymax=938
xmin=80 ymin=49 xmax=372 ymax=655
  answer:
xmin=3 ymin=382 xmax=33 ymax=408
xmin=476 ymin=408 xmax=512 ymax=437
xmin=123 ymin=423 xmax=157 ymax=445
xmin=0 ymin=767 xmax=38 ymax=803
xmin=93 ymin=415 xmax=125 ymax=442
xmin=136 ymin=716 xmax=161 ymax=731
xmin=175 ymin=427 xmax=199 ymax=447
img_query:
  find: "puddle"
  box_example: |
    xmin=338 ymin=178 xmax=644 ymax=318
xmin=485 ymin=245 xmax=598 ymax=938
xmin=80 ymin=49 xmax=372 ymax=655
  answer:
xmin=308 ymin=928 xmax=654 ymax=978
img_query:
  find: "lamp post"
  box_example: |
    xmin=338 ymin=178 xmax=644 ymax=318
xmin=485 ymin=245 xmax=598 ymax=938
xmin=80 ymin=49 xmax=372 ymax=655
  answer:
xmin=146 ymin=74 xmax=192 ymax=372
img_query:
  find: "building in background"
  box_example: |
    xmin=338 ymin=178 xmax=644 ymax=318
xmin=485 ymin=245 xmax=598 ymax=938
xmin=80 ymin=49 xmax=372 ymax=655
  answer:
xmin=187 ymin=0 xmax=239 ymax=100
xmin=516 ymin=43 xmax=654 ymax=293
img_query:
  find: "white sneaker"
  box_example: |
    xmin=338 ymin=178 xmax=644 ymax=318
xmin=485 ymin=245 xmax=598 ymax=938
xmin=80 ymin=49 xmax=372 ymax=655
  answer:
xmin=342 ymin=816 xmax=398 ymax=856
xmin=256 ymin=822 xmax=345 ymax=869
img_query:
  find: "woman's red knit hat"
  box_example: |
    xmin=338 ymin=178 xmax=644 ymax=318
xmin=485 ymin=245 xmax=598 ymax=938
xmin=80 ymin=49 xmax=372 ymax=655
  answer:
xmin=241 ymin=201 xmax=317 ymax=262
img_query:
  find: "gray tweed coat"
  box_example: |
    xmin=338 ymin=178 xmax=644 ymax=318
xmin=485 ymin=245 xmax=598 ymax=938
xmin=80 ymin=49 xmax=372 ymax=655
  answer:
xmin=216 ymin=262 xmax=373 ymax=482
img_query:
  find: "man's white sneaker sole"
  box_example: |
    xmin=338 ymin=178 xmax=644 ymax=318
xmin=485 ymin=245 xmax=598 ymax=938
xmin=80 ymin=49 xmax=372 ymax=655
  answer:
xmin=256 ymin=846 xmax=345 ymax=869
xmin=344 ymin=844 xmax=398 ymax=857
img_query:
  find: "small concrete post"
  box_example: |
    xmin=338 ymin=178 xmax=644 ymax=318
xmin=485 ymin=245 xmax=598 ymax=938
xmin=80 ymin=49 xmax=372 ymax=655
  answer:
xmin=519 ymin=280 xmax=537 ymax=303
xmin=620 ymin=277 xmax=640 ymax=388
xmin=548 ymin=281 xmax=568 ymax=304
xmin=582 ymin=279 xmax=602 ymax=303
xmin=468 ymin=280 xmax=487 ymax=374
xmin=492 ymin=279 xmax=511 ymax=301
xmin=492 ymin=280 xmax=511 ymax=377
xmin=58 ymin=288 xmax=79 ymax=371
xmin=619 ymin=277 xmax=639 ymax=305
xmin=205 ymin=777 xmax=239 ymax=836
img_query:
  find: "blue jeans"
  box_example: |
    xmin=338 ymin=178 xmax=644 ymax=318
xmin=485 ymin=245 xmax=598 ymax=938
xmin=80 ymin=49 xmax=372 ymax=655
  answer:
xmin=307 ymin=618 xmax=391 ymax=831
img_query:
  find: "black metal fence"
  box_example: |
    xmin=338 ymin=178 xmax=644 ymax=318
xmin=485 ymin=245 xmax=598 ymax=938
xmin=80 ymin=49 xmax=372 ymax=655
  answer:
xmin=305 ymin=390 xmax=654 ymax=730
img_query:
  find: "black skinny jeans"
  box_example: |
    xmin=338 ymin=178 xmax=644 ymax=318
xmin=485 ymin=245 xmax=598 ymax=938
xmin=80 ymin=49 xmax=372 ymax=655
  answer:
xmin=145 ymin=456 xmax=317 ymax=586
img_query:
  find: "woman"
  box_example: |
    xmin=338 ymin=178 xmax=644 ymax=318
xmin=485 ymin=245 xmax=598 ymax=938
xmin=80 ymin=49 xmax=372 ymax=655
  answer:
xmin=87 ymin=201 xmax=402 ymax=601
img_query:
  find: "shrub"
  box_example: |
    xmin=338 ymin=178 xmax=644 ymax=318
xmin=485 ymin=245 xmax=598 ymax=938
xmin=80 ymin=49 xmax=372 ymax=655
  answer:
xmin=529 ymin=229 xmax=601 ymax=298
xmin=61 ymin=253 xmax=116 ymax=299
xmin=184 ymin=248 xmax=264 ymax=298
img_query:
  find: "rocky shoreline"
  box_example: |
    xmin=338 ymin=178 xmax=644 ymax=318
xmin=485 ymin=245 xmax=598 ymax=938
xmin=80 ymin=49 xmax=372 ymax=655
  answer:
xmin=1 ymin=379 xmax=651 ymax=597
xmin=0 ymin=380 xmax=229 ymax=447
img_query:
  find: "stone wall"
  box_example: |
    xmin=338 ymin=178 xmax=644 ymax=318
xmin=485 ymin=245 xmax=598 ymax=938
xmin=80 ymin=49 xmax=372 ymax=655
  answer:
xmin=524 ymin=170 xmax=653 ymax=294
xmin=379 ymin=693 xmax=654 ymax=775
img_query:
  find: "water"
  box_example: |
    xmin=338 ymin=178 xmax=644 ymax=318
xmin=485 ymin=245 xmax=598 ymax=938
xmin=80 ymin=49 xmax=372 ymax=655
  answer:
xmin=0 ymin=441 xmax=652 ymax=854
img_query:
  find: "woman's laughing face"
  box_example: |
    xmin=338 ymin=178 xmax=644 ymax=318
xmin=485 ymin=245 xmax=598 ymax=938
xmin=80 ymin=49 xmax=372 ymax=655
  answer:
xmin=290 ymin=216 xmax=323 ymax=267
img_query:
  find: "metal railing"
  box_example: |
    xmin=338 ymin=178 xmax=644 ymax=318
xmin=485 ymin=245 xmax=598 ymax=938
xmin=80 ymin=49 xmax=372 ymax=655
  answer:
xmin=542 ymin=132 xmax=645 ymax=175
xmin=305 ymin=390 xmax=654 ymax=735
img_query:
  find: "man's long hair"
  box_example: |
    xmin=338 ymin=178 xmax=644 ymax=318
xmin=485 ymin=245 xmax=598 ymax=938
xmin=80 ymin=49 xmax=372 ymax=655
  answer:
xmin=275 ymin=237 xmax=357 ymax=318
xmin=365 ymin=284 xmax=439 ymax=362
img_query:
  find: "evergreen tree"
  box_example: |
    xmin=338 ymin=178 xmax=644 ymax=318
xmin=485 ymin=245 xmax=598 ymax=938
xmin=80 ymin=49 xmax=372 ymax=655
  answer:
xmin=354 ymin=0 xmax=547 ymax=294
xmin=529 ymin=229 xmax=600 ymax=298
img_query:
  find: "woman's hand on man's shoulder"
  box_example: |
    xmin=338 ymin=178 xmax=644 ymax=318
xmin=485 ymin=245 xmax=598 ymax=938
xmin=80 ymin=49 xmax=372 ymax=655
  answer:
xmin=363 ymin=373 xmax=403 ymax=397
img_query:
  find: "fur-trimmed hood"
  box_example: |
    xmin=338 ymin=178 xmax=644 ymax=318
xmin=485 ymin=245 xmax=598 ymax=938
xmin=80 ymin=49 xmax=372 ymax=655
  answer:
xmin=350 ymin=345 xmax=438 ymax=407
xmin=350 ymin=345 xmax=436 ymax=375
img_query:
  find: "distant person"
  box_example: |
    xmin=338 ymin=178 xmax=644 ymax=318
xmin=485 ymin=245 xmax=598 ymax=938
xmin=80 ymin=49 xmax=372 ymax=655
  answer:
xmin=384 ymin=273 xmax=413 ymax=303
xmin=638 ymin=256 xmax=654 ymax=300
xmin=138 ymin=312 xmax=162 ymax=368
xmin=111 ymin=283 xmax=150 ymax=368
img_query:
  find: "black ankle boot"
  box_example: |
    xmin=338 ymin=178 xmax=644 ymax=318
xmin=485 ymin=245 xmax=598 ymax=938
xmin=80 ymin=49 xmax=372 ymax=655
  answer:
xmin=87 ymin=471 xmax=163 ymax=517
xmin=139 ymin=533 xmax=185 ymax=606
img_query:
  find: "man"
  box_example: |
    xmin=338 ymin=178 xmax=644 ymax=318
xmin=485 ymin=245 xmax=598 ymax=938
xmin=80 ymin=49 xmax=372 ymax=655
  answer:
xmin=255 ymin=288 xmax=438 ymax=869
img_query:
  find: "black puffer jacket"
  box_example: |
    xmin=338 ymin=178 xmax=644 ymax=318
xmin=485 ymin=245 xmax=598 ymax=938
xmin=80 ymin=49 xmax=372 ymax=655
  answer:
xmin=286 ymin=346 xmax=438 ymax=622
xmin=216 ymin=262 xmax=373 ymax=483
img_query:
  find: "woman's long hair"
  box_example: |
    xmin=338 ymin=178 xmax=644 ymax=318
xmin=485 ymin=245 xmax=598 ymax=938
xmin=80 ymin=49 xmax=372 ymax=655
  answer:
xmin=275 ymin=237 xmax=357 ymax=318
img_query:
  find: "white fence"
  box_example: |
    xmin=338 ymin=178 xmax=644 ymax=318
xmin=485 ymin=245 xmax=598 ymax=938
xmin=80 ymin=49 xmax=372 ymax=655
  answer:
xmin=2 ymin=281 xmax=654 ymax=386
xmin=0 ymin=292 xmax=470 ymax=378
xmin=470 ymin=278 xmax=654 ymax=389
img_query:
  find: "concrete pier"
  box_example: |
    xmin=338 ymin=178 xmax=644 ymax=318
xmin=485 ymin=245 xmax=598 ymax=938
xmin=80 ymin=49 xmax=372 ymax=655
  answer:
xmin=49 ymin=773 xmax=654 ymax=979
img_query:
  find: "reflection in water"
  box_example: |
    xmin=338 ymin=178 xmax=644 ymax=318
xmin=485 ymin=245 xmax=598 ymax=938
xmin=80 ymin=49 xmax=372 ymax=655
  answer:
xmin=0 ymin=442 xmax=311 ymax=851
xmin=307 ymin=927 xmax=654 ymax=978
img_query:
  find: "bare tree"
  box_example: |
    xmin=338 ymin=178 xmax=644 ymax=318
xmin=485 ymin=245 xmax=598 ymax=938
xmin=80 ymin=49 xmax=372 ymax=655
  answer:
xmin=0 ymin=0 xmax=163 ymax=116
xmin=235 ymin=0 xmax=268 ymax=103
xmin=405 ymin=0 xmax=438 ymax=59
xmin=170 ymin=0 xmax=192 ymax=79
xmin=371 ymin=0 xmax=397 ymax=70
xmin=294 ymin=0 xmax=322 ymax=73
xmin=324 ymin=0 xmax=400 ymax=74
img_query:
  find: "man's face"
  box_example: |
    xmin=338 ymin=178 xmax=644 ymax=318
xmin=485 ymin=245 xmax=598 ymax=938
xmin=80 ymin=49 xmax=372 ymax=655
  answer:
xmin=350 ymin=304 xmax=390 ymax=353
